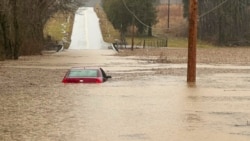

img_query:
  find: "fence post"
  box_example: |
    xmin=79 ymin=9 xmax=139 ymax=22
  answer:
xmin=166 ymin=38 xmax=168 ymax=47
xmin=143 ymin=40 xmax=145 ymax=49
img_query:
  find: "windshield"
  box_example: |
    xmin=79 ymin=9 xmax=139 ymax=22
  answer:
xmin=68 ymin=69 xmax=98 ymax=77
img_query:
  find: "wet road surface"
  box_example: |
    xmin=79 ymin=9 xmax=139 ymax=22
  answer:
xmin=1 ymin=50 xmax=250 ymax=141
xmin=69 ymin=7 xmax=107 ymax=50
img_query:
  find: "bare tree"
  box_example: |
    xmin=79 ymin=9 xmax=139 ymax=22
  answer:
xmin=183 ymin=0 xmax=250 ymax=46
xmin=0 ymin=0 xmax=85 ymax=60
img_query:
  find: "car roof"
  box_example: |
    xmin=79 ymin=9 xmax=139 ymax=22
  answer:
xmin=70 ymin=67 xmax=101 ymax=70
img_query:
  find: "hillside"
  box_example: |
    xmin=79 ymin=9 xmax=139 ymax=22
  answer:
xmin=154 ymin=3 xmax=187 ymax=37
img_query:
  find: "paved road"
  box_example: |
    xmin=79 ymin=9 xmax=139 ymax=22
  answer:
xmin=69 ymin=7 xmax=106 ymax=49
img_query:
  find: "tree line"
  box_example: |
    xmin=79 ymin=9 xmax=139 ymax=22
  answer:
xmin=0 ymin=0 xmax=85 ymax=61
xmin=102 ymin=0 xmax=158 ymax=42
xmin=183 ymin=0 xmax=250 ymax=46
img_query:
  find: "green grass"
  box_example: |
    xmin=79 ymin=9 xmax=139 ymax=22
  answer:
xmin=124 ymin=36 xmax=216 ymax=48
xmin=169 ymin=37 xmax=216 ymax=48
xmin=168 ymin=37 xmax=187 ymax=47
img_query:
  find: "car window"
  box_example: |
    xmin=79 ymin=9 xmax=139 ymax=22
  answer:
xmin=68 ymin=70 xmax=98 ymax=77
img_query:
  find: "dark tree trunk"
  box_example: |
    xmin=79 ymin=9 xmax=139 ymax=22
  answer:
xmin=148 ymin=24 xmax=153 ymax=37
xmin=0 ymin=0 xmax=82 ymax=60
xmin=0 ymin=16 xmax=7 ymax=61
xmin=13 ymin=0 xmax=19 ymax=60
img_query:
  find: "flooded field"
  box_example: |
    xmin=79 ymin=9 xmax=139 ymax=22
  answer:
xmin=1 ymin=49 xmax=250 ymax=141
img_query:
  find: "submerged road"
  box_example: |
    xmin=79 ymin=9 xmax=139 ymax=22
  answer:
xmin=1 ymin=3 xmax=250 ymax=141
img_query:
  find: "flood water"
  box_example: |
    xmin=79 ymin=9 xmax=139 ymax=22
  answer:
xmin=1 ymin=4 xmax=250 ymax=141
xmin=1 ymin=50 xmax=250 ymax=141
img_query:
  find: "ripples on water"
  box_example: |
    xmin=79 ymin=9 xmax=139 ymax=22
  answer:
xmin=1 ymin=76 xmax=250 ymax=141
xmin=1 ymin=59 xmax=250 ymax=141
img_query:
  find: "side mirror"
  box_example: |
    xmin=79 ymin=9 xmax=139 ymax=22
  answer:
xmin=103 ymin=75 xmax=112 ymax=82
xmin=106 ymin=76 xmax=112 ymax=79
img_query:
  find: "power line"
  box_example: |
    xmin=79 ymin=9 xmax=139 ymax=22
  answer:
xmin=239 ymin=1 xmax=248 ymax=7
xmin=198 ymin=0 xmax=229 ymax=19
xmin=122 ymin=0 xmax=232 ymax=31
xmin=121 ymin=0 xmax=152 ymax=28
xmin=121 ymin=0 xmax=169 ymax=30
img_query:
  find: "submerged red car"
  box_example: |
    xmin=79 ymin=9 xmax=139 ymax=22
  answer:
xmin=62 ymin=67 xmax=112 ymax=83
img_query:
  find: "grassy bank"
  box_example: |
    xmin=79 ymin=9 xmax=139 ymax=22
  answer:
xmin=44 ymin=12 xmax=74 ymax=48
xmin=94 ymin=5 xmax=120 ymax=43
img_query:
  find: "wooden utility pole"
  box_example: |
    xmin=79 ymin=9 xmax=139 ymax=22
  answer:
xmin=167 ymin=0 xmax=170 ymax=29
xmin=187 ymin=0 xmax=198 ymax=83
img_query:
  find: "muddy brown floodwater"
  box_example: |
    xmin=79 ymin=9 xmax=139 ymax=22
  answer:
xmin=1 ymin=48 xmax=250 ymax=141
